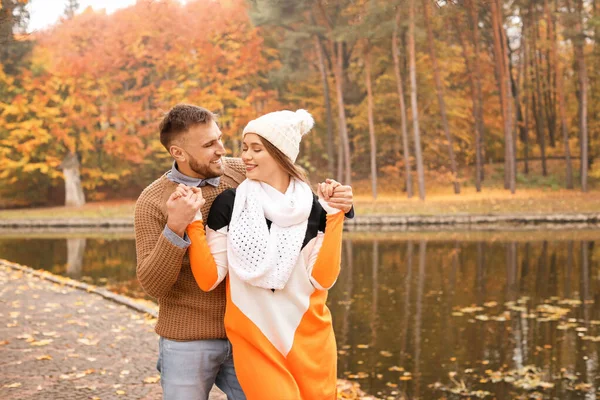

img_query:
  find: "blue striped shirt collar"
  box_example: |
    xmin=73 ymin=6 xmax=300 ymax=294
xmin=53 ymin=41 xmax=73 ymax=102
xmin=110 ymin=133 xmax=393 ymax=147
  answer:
xmin=166 ymin=161 xmax=221 ymax=188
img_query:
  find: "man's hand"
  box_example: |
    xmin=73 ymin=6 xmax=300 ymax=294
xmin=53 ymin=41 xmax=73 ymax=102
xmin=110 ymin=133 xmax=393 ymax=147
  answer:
xmin=321 ymin=179 xmax=353 ymax=214
xmin=166 ymin=184 xmax=205 ymax=237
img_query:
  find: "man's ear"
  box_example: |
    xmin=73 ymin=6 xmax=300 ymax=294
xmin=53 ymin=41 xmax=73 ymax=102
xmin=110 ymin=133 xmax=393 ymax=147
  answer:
xmin=170 ymin=144 xmax=186 ymax=163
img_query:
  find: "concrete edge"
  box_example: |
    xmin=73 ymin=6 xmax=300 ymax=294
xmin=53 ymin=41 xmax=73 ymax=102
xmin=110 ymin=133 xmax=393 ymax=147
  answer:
xmin=1 ymin=213 xmax=600 ymax=228
xmin=0 ymin=258 xmax=158 ymax=318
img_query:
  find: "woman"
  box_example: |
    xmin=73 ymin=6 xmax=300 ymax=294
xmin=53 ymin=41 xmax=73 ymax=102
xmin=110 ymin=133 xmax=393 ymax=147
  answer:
xmin=185 ymin=109 xmax=345 ymax=399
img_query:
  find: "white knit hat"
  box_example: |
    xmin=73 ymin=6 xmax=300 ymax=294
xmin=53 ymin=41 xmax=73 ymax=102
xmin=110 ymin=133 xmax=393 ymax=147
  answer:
xmin=242 ymin=109 xmax=314 ymax=162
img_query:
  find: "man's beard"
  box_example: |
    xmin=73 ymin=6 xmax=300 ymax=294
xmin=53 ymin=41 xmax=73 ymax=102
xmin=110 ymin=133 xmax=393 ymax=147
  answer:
xmin=188 ymin=155 xmax=224 ymax=179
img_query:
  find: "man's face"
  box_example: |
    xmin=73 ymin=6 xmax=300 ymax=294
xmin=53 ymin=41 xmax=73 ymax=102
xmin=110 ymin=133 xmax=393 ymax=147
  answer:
xmin=177 ymin=121 xmax=226 ymax=179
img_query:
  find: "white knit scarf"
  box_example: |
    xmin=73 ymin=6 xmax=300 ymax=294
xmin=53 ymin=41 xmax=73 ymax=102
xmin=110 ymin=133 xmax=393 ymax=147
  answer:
xmin=227 ymin=178 xmax=313 ymax=290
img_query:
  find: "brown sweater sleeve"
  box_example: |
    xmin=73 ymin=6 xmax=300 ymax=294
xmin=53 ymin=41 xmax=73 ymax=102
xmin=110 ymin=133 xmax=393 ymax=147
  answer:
xmin=134 ymin=190 xmax=187 ymax=299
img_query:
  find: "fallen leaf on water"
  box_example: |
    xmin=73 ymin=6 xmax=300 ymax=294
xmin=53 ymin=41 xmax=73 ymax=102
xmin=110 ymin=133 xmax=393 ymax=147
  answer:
xmin=380 ymin=351 xmax=393 ymax=357
xmin=4 ymin=382 xmax=22 ymax=388
xmin=36 ymin=355 xmax=52 ymax=360
xmin=356 ymin=344 xmax=369 ymax=349
xmin=347 ymin=372 xmax=369 ymax=379
xmin=459 ymin=306 xmax=484 ymax=314
xmin=116 ymin=390 xmax=126 ymax=395
xmin=0 ymin=340 xmax=8 ymax=346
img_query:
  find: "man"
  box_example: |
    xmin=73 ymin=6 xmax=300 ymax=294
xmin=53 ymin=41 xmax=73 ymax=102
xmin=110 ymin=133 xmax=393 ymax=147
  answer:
xmin=134 ymin=104 xmax=354 ymax=400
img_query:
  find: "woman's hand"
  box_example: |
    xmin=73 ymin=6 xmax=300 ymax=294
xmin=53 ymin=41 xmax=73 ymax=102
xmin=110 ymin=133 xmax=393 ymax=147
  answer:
xmin=319 ymin=179 xmax=353 ymax=214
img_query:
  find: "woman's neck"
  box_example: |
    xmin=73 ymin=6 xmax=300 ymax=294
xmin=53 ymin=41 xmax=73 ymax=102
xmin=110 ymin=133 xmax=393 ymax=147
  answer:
xmin=261 ymin=173 xmax=291 ymax=193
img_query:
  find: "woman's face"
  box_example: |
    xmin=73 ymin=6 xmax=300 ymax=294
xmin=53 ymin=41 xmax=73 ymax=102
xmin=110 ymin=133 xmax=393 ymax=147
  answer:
xmin=241 ymin=133 xmax=282 ymax=182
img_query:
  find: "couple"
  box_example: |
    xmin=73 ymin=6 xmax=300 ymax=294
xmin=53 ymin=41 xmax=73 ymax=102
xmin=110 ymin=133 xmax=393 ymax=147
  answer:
xmin=134 ymin=104 xmax=354 ymax=400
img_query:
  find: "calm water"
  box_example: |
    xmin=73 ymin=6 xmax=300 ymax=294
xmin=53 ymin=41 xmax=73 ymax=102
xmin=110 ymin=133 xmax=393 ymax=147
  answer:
xmin=1 ymin=230 xmax=600 ymax=399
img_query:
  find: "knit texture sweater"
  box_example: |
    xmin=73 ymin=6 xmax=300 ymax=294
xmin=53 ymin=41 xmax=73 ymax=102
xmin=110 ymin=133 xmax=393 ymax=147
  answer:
xmin=135 ymin=157 xmax=246 ymax=340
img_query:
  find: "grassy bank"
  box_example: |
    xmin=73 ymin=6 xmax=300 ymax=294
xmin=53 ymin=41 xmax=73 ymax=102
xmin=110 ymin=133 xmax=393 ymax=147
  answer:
xmin=0 ymin=188 xmax=599 ymax=220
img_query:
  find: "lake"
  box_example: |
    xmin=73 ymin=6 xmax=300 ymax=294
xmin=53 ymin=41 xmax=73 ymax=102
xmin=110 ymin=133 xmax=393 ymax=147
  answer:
xmin=1 ymin=228 xmax=599 ymax=399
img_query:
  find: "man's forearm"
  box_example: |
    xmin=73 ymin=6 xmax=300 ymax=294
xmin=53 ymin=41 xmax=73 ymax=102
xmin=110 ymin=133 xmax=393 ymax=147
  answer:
xmin=136 ymin=229 xmax=188 ymax=299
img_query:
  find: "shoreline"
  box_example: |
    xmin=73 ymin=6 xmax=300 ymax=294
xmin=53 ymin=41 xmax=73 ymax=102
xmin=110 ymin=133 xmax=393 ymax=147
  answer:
xmin=1 ymin=212 xmax=599 ymax=229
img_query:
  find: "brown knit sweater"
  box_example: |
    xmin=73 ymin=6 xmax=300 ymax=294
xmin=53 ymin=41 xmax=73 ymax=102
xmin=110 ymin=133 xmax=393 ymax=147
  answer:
xmin=134 ymin=157 xmax=246 ymax=340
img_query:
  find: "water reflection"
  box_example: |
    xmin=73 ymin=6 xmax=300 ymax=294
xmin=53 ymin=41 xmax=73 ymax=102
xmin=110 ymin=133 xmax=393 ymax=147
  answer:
xmin=66 ymin=238 xmax=86 ymax=278
xmin=1 ymin=233 xmax=599 ymax=399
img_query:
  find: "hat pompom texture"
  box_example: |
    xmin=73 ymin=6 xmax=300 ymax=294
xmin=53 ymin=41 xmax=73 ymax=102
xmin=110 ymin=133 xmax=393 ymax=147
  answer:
xmin=295 ymin=109 xmax=314 ymax=136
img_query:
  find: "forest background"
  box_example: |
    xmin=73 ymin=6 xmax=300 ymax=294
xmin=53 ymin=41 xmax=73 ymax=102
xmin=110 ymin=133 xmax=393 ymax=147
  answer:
xmin=1 ymin=0 xmax=599 ymax=210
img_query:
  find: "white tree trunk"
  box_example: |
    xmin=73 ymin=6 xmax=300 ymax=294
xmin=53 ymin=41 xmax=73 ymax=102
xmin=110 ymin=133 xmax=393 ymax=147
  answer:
xmin=61 ymin=152 xmax=86 ymax=207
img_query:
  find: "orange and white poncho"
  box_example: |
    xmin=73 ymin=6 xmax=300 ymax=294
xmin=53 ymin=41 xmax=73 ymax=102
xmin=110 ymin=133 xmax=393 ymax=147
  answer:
xmin=187 ymin=188 xmax=344 ymax=400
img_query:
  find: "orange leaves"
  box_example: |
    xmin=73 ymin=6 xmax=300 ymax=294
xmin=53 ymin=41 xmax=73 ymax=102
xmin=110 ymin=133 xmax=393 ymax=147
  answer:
xmin=1 ymin=0 xmax=279 ymax=205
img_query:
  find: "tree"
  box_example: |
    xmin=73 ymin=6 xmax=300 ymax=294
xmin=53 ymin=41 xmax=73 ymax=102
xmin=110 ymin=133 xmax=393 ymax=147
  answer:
xmin=490 ymin=0 xmax=515 ymax=193
xmin=545 ymin=0 xmax=573 ymax=189
xmin=64 ymin=0 xmax=79 ymax=19
xmin=392 ymin=5 xmax=413 ymax=198
xmin=0 ymin=0 xmax=276 ymax=206
xmin=364 ymin=46 xmax=377 ymax=198
xmin=313 ymin=32 xmax=335 ymax=177
xmin=0 ymin=0 xmax=31 ymax=75
xmin=408 ymin=0 xmax=426 ymax=200
xmin=573 ymin=0 xmax=589 ymax=191
xmin=458 ymin=0 xmax=485 ymax=191
xmin=422 ymin=0 xmax=460 ymax=194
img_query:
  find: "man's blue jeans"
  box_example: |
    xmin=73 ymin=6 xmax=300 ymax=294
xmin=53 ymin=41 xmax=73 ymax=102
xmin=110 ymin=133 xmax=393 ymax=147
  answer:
xmin=157 ymin=337 xmax=246 ymax=400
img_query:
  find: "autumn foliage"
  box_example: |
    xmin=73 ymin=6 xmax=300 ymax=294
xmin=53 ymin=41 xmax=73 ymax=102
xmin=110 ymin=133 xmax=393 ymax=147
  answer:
xmin=0 ymin=0 xmax=278 ymax=204
xmin=0 ymin=0 xmax=599 ymax=206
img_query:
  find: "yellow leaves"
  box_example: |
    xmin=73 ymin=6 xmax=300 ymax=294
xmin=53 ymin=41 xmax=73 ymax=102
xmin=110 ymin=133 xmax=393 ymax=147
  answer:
xmin=3 ymin=382 xmax=22 ymax=388
xmin=31 ymin=339 xmax=53 ymax=347
xmin=143 ymin=375 xmax=160 ymax=384
xmin=0 ymin=340 xmax=9 ymax=346
xmin=77 ymin=337 xmax=100 ymax=346
xmin=36 ymin=354 xmax=53 ymax=361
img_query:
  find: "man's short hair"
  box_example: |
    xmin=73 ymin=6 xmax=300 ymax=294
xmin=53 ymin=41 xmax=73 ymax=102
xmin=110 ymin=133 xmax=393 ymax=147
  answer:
xmin=159 ymin=104 xmax=216 ymax=150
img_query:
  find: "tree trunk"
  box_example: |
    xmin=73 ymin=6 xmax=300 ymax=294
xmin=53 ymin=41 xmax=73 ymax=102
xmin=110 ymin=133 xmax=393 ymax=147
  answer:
xmin=522 ymin=19 xmax=531 ymax=175
xmin=314 ymin=35 xmax=336 ymax=178
xmin=61 ymin=152 xmax=86 ymax=207
xmin=392 ymin=6 xmax=414 ymax=198
xmin=455 ymin=1 xmax=483 ymax=191
xmin=508 ymin=39 xmax=527 ymax=182
xmin=545 ymin=0 xmax=574 ymax=188
xmin=408 ymin=0 xmax=426 ymax=200
xmin=422 ymin=0 xmax=460 ymax=194
xmin=574 ymin=0 xmax=589 ymax=192
xmin=337 ymin=140 xmax=344 ymax=183
xmin=365 ymin=48 xmax=378 ymax=199
xmin=530 ymin=4 xmax=548 ymax=177
xmin=333 ymin=41 xmax=352 ymax=184
xmin=491 ymin=0 xmax=516 ymax=193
